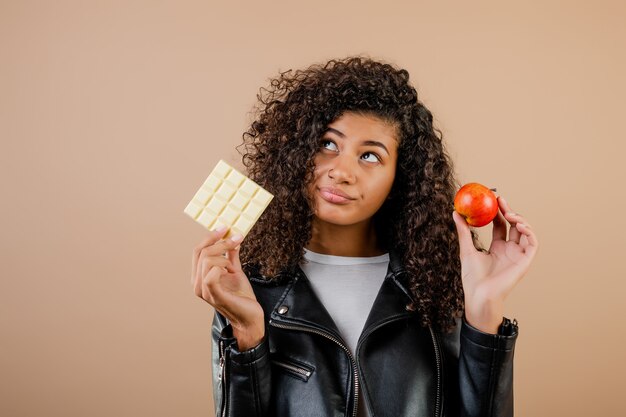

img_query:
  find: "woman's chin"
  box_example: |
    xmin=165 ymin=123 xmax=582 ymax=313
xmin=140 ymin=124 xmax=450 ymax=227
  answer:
xmin=313 ymin=210 xmax=361 ymax=227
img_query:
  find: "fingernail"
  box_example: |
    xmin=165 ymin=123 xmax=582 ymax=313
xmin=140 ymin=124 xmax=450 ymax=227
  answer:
xmin=231 ymin=234 xmax=243 ymax=243
xmin=215 ymin=225 xmax=228 ymax=233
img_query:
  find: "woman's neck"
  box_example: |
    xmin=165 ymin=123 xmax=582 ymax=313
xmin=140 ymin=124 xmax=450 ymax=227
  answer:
xmin=306 ymin=218 xmax=385 ymax=257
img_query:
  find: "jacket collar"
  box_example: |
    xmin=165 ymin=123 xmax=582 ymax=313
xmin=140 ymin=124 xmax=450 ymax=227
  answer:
xmin=268 ymin=248 xmax=416 ymax=342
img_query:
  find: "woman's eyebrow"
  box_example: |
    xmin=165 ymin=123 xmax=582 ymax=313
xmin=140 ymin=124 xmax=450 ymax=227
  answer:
xmin=361 ymin=140 xmax=389 ymax=155
xmin=325 ymin=127 xmax=390 ymax=155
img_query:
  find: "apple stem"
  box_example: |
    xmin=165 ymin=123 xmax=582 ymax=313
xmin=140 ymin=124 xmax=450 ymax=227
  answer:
xmin=490 ymin=188 xmax=497 ymax=192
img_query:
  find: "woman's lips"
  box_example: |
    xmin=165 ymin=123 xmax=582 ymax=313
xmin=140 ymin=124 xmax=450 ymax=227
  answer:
xmin=318 ymin=187 xmax=354 ymax=204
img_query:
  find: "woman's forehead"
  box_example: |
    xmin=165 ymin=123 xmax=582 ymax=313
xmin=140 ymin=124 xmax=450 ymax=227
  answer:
xmin=326 ymin=112 xmax=399 ymax=143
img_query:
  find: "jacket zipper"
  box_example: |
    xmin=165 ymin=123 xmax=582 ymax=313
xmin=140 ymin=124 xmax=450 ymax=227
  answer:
xmin=271 ymin=359 xmax=312 ymax=378
xmin=428 ymin=326 xmax=442 ymax=417
xmin=269 ymin=319 xmax=360 ymax=417
xmin=219 ymin=339 xmax=228 ymax=417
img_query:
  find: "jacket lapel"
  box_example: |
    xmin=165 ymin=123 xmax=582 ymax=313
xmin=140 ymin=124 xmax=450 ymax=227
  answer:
xmin=269 ymin=266 xmax=344 ymax=339
xmin=358 ymin=249 xmax=414 ymax=341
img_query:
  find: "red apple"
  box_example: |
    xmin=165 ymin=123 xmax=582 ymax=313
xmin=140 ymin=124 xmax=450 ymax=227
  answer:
xmin=454 ymin=183 xmax=498 ymax=227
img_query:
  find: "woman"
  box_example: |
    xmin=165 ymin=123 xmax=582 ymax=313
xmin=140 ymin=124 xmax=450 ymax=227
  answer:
xmin=191 ymin=56 xmax=538 ymax=417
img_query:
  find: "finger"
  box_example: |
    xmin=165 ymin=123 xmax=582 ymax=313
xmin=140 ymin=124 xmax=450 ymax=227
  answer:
xmin=204 ymin=255 xmax=232 ymax=271
xmin=519 ymin=233 xmax=530 ymax=249
xmin=194 ymin=254 xmax=231 ymax=298
xmin=191 ymin=250 xmax=197 ymax=286
xmin=195 ymin=257 xmax=216 ymax=298
xmin=194 ymin=225 xmax=230 ymax=254
xmin=491 ymin=208 xmax=507 ymax=242
xmin=203 ymin=266 xmax=239 ymax=310
xmin=194 ymin=258 xmax=211 ymax=298
xmin=226 ymin=244 xmax=243 ymax=274
xmin=200 ymin=264 xmax=224 ymax=305
xmin=498 ymin=197 xmax=521 ymax=244
xmin=201 ymin=255 xmax=232 ymax=281
xmin=452 ymin=210 xmax=476 ymax=259
xmin=516 ymin=222 xmax=539 ymax=256
xmin=497 ymin=195 xmax=514 ymax=217
xmin=192 ymin=226 xmax=229 ymax=283
xmin=509 ymin=214 xmax=533 ymax=245
xmin=500 ymin=225 xmax=538 ymax=294
xmin=200 ymin=233 xmax=244 ymax=258
xmin=508 ymin=211 xmax=531 ymax=230
xmin=498 ymin=196 xmax=524 ymax=226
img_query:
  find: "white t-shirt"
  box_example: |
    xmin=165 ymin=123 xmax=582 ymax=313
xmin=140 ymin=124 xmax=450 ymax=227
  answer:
xmin=299 ymin=248 xmax=390 ymax=417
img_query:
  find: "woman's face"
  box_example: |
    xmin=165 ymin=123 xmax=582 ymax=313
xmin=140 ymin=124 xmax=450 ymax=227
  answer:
xmin=308 ymin=111 xmax=399 ymax=227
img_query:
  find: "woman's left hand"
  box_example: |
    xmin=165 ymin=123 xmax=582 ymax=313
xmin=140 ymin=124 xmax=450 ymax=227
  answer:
xmin=452 ymin=196 xmax=539 ymax=334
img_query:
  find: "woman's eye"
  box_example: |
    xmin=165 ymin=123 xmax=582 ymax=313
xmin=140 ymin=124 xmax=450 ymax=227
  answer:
xmin=362 ymin=152 xmax=380 ymax=163
xmin=320 ymin=140 xmax=380 ymax=163
xmin=321 ymin=140 xmax=338 ymax=151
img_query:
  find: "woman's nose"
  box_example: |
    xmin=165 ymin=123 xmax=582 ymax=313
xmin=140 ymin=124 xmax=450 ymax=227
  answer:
xmin=328 ymin=154 xmax=356 ymax=184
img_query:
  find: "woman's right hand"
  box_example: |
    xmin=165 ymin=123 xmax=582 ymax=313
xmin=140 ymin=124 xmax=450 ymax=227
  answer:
xmin=191 ymin=226 xmax=265 ymax=351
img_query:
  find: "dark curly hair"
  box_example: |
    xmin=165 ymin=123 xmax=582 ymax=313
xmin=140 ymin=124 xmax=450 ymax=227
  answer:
xmin=237 ymin=55 xmax=486 ymax=332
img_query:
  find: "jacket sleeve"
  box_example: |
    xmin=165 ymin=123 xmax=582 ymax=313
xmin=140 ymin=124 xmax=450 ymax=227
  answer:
xmin=211 ymin=309 xmax=272 ymax=417
xmin=456 ymin=316 xmax=519 ymax=417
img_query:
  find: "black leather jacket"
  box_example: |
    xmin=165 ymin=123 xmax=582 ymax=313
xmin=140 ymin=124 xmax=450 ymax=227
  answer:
xmin=211 ymin=249 xmax=519 ymax=417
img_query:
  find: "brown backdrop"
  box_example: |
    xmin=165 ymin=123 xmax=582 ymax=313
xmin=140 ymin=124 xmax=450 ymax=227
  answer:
xmin=2 ymin=1 xmax=625 ymax=416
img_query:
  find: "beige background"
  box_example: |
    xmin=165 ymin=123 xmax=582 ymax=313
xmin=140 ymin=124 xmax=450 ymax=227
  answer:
xmin=2 ymin=1 xmax=624 ymax=416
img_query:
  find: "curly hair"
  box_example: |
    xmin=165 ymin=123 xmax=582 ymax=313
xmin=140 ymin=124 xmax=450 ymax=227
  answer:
xmin=236 ymin=55 xmax=486 ymax=333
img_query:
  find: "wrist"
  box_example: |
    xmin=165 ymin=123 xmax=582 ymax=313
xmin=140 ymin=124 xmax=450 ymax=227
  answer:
xmin=232 ymin=324 xmax=265 ymax=351
xmin=464 ymin=299 xmax=503 ymax=335
xmin=463 ymin=314 xmax=502 ymax=335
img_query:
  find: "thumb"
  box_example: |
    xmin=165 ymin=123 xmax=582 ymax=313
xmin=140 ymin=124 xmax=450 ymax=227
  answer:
xmin=452 ymin=210 xmax=475 ymax=259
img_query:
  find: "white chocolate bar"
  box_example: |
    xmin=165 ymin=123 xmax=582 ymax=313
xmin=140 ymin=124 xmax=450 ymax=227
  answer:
xmin=184 ymin=160 xmax=274 ymax=239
